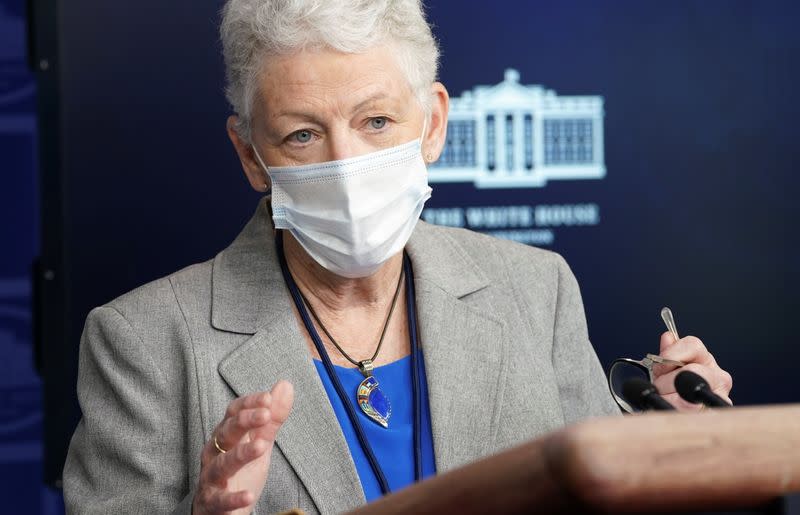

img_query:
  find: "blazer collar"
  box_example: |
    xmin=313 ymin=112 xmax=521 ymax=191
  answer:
xmin=210 ymin=198 xmax=283 ymax=335
xmin=213 ymin=199 xmax=506 ymax=505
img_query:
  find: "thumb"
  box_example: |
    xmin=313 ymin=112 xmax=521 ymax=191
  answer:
xmin=659 ymin=330 xmax=678 ymax=354
xmin=653 ymin=331 xmax=680 ymax=379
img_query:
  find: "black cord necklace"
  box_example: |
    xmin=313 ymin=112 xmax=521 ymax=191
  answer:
xmin=297 ymin=264 xmax=404 ymax=376
xmin=275 ymin=230 xmax=423 ymax=495
xmin=295 ymin=263 xmax=404 ymax=428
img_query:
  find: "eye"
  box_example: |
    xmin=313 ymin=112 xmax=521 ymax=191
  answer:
xmin=369 ymin=117 xmax=388 ymax=130
xmin=290 ymin=129 xmax=313 ymax=144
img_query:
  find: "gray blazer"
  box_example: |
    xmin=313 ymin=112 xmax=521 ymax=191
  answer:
xmin=64 ymin=198 xmax=618 ymax=514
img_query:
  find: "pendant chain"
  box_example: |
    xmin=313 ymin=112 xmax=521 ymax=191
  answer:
xmin=297 ymin=265 xmax=405 ymax=375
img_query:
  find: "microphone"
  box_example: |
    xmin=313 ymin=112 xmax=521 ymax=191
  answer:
xmin=622 ymin=378 xmax=676 ymax=411
xmin=675 ymin=370 xmax=731 ymax=408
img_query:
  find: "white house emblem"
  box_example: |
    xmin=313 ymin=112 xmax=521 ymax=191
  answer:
xmin=430 ymin=69 xmax=605 ymax=189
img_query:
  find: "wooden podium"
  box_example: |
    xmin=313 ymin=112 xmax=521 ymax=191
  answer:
xmin=348 ymin=405 xmax=800 ymax=514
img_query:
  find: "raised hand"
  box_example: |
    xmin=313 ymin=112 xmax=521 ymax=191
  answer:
xmin=652 ymin=332 xmax=733 ymax=411
xmin=192 ymin=380 xmax=294 ymax=515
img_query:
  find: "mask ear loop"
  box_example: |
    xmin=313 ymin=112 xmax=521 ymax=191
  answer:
xmin=252 ymin=145 xmax=272 ymax=194
xmin=420 ymin=116 xmax=432 ymax=163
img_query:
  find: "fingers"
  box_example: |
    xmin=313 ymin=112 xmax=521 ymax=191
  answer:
xmin=224 ymin=391 xmax=272 ymax=419
xmin=269 ymin=380 xmax=294 ymax=424
xmin=205 ymin=437 xmax=269 ymax=486
xmin=655 ymin=367 xmax=733 ymax=411
xmin=651 ymin=332 xmax=734 ymax=411
xmin=249 ymin=380 xmax=294 ymax=443
xmin=203 ymin=383 xmax=294 ymax=466
xmin=654 ymin=363 xmax=716 ymax=394
xmin=659 ymin=335 xmax=714 ymax=366
xmin=194 ymin=488 xmax=254 ymax=514
xmin=195 ymin=430 xmax=270 ymax=514
xmin=659 ymin=391 xmax=704 ymax=412
xmin=709 ymin=370 xmax=733 ymax=403
xmin=201 ymin=382 xmax=294 ymax=472
xmin=201 ymin=406 xmax=270 ymax=467
xmin=652 ymin=334 xmax=714 ymax=377
xmin=218 ymin=408 xmax=271 ymax=451
xmin=194 ymin=382 xmax=295 ymax=515
xmin=201 ymin=390 xmax=273 ymax=466
xmin=653 ymin=362 xmax=734 ymax=406
xmin=660 ymin=388 xmax=733 ymax=411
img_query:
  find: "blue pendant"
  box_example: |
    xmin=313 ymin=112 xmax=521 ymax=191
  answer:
xmin=357 ymin=375 xmax=392 ymax=428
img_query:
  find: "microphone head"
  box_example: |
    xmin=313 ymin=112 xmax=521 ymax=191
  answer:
xmin=622 ymin=377 xmax=658 ymax=405
xmin=675 ymin=370 xmax=709 ymax=403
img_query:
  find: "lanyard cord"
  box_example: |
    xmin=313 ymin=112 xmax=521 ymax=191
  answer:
xmin=275 ymin=231 xmax=422 ymax=495
xmin=405 ymin=250 xmax=423 ymax=481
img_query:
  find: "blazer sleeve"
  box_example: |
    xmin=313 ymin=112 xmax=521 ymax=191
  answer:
xmin=551 ymin=255 xmax=621 ymax=423
xmin=63 ymin=306 xmax=195 ymax=514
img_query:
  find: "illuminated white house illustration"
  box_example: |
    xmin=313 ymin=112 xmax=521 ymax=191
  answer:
xmin=429 ymin=69 xmax=605 ymax=188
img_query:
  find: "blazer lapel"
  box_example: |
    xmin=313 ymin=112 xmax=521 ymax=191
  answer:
xmin=212 ymin=199 xmax=365 ymax=513
xmin=211 ymin=201 xmax=508 ymax=503
xmin=406 ymin=223 xmax=509 ymax=472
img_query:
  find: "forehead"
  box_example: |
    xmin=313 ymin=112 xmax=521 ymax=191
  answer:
xmin=256 ymin=46 xmax=414 ymax=118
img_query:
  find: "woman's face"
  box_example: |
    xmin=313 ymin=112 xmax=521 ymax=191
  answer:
xmin=228 ymin=45 xmax=448 ymax=190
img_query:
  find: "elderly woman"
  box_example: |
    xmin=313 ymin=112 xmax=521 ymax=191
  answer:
xmin=63 ymin=0 xmax=733 ymax=514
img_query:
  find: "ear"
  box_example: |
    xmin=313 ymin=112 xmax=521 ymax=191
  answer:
xmin=423 ymin=82 xmax=450 ymax=164
xmin=226 ymin=115 xmax=270 ymax=192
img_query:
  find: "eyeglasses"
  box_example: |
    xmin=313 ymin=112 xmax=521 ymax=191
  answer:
xmin=607 ymin=353 xmax=686 ymax=413
xmin=608 ymin=307 xmax=686 ymax=413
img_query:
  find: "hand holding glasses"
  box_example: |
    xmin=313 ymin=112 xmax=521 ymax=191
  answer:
xmin=608 ymin=308 xmax=687 ymax=413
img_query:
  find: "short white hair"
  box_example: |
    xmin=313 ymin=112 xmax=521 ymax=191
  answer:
xmin=220 ymin=0 xmax=440 ymax=143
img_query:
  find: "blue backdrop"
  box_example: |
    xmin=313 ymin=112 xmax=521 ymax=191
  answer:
xmin=0 ymin=0 xmax=61 ymax=512
xmin=424 ymin=0 xmax=799 ymax=402
xmin=2 ymin=0 xmax=798 ymax=513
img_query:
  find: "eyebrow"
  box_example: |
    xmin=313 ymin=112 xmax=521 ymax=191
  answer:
xmin=350 ymin=92 xmax=392 ymax=114
xmin=270 ymin=92 xmax=398 ymax=123
xmin=271 ymin=109 xmax=324 ymax=124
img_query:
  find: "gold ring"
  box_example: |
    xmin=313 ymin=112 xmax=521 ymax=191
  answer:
xmin=214 ymin=435 xmax=227 ymax=454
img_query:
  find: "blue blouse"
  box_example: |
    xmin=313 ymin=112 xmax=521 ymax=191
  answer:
xmin=312 ymin=352 xmax=437 ymax=502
